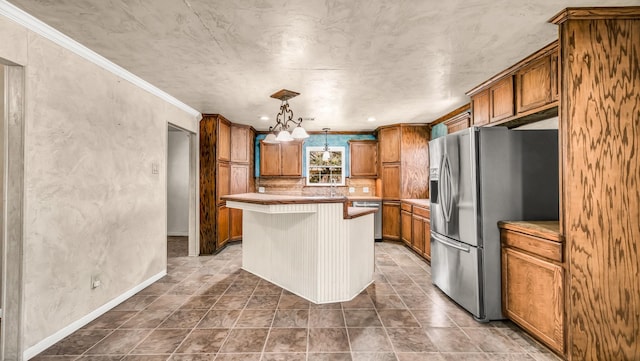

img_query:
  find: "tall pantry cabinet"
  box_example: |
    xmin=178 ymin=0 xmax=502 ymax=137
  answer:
xmin=377 ymin=124 xmax=430 ymax=241
xmin=200 ymin=114 xmax=255 ymax=254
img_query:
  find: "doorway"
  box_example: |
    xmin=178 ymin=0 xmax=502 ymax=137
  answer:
xmin=166 ymin=124 xmax=199 ymax=258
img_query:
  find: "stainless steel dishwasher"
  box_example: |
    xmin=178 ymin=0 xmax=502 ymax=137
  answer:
xmin=352 ymin=201 xmax=382 ymax=241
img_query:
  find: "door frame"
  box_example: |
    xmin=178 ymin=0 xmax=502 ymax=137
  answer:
xmin=1 ymin=64 xmax=26 ymax=360
xmin=166 ymin=123 xmax=199 ymax=256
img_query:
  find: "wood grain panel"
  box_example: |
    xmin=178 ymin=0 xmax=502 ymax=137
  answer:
xmin=381 ymin=164 xmax=400 ymax=199
xmin=349 ymin=140 xmax=378 ymax=177
xmin=382 ymin=201 xmax=401 ymax=241
xmin=260 ymin=142 xmax=281 ymax=176
xmin=502 ymin=247 xmax=564 ymax=355
xmin=401 ymin=210 xmax=412 ymax=246
xmin=217 ymin=205 xmax=229 ymax=250
xmin=558 ymin=14 xmax=640 ymax=361
xmin=217 ymin=117 xmax=231 ymax=162
xmin=281 ymin=142 xmax=302 ymax=177
xmin=379 ymin=127 xmax=401 ymax=163
xmin=199 ymin=116 xmax=217 ymax=254
xmin=490 ymin=76 xmax=515 ymax=122
xmin=230 ymin=125 xmax=249 ymax=163
xmin=216 ymin=162 xmax=230 ymax=205
xmin=471 ymin=89 xmax=490 ymax=126
xmin=517 ymin=56 xmax=552 ymax=113
xmin=400 ymin=126 xmax=430 ymax=199
xmin=230 ymin=164 xmax=249 ymax=194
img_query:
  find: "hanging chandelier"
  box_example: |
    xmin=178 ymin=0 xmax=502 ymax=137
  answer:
xmin=263 ymin=89 xmax=310 ymax=143
xmin=322 ymin=128 xmax=331 ymax=161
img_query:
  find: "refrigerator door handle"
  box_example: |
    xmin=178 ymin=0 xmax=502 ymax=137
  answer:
xmin=432 ymin=232 xmax=470 ymax=253
xmin=441 ymin=155 xmax=453 ymax=222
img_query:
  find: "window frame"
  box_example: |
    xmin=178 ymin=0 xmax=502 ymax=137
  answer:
xmin=305 ymin=146 xmax=346 ymax=186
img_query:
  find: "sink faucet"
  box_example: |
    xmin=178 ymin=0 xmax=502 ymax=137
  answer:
xmin=330 ymin=179 xmax=337 ymax=197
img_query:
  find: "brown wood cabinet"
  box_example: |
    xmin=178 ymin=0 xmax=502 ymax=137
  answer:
xmin=471 ymin=89 xmax=490 ymax=126
xmin=259 ymin=141 xmax=302 ymax=177
xmin=200 ymin=114 xmax=255 ymax=254
xmin=499 ymin=221 xmax=564 ymax=356
xmin=444 ymin=111 xmax=471 ymax=134
xmin=381 ymin=164 xmax=401 ymax=199
xmin=411 ymin=205 xmax=430 ymax=261
xmin=382 ymin=201 xmax=401 ymax=241
xmin=468 ymin=41 xmax=559 ymax=128
xmin=349 ymin=140 xmax=377 ymax=177
xmin=400 ymin=204 xmax=412 ymax=247
xmin=378 ymin=127 xmax=400 ymax=163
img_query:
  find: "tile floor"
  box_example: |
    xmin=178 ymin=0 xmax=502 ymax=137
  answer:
xmin=32 ymin=239 xmax=562 ymax=361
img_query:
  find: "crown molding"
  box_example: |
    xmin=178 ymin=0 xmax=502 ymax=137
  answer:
xmin=0 ymin=0 xmax=201 ymax=119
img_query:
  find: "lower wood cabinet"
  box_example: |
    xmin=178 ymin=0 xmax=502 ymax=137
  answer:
xmin=382 ymin=201 xmax=401 ymax=241
xmin=217 ymin=205 xmax=230 ymax=250
xmin=230 ymin=208 xmax=242 ymax=241
xmin=399 ymin=201 xmax=431 ymax=262
xmin=500 ymin=222 xmax=564 ymax=356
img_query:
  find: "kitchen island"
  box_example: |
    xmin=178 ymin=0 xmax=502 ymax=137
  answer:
xmin=222 ymin=193 xmax=377 ymax=304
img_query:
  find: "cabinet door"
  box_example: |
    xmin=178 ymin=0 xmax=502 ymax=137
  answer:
xmin=216 ymin=162 xmax=230 ymax=205
xmin=260 ymin=142 xmax=281 ymax=176
xmin=217 ymin=118 xmax=231 ymax=161
xmin=379 ymin=127 xmax=401 ymax=163
xmin=471 ymin=89 xmax=490 ymax=126
xmin=401 ymin=210 xmax=412 ymax=247
xmin=382 ymin=202 xmax=401 ymax=241
xmin=280 ymin=142 xmax=302 ymax=176
xmin=349 ymin=140 xmax=378 ymax=177
xmin=445 ymin=113 xmax=471 ymax=134
xmin=516 ymin=56 xmax=552 ymax=114
xmin=230 ymin=125 xmax=250 ymax=163
xmin=230 ymin=208 xmax=242 ymax=241
xmin=381 ymin=164 xmax=401 ymax=199
xmin=490 ymin=76 xmax=515 ymax=123
xmin=217 ymin=205 xmax=230 ymax=249
xmin=502 ymin=247 xmax=564 ymax=354
xmin=230 ymin=164 xmax=249 ymax=194
xmin=412 ymin=215 xmax=424 ymax=255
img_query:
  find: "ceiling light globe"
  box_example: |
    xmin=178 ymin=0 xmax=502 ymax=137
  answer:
xmin=291 ymin=126 xmax=309 ymax=139
xmin=276 ymin=130 xmax=293 ymax=142
xmin=322 ymin=151 xmax=331 ymax=161
xmin=263 ymin=133 xmax=278 ymax=143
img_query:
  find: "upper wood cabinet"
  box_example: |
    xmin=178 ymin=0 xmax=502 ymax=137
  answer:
xmin=349 ymin=140 xmax=378 ymax=178
xmin=379 ymin=127 xmax=401 ymax=163
xmin=230 ymin=125 xmax=250 ymax=163
xmin=259 ymin=141 xmax=302 ymax=177
xmin=467 ymin=41 xmax=559 ymax=128
xmin=381 ymin=163 xmax=401 ymax=199
xmin=444 ymin=111 xmax=471 ymax=134
xmin=490 ymin=76 xmax=515 ymax=122
xmin=217 ymin=118 xmax=231 ymax=162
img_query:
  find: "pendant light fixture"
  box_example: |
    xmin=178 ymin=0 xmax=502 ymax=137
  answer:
xmin=322 ymin=128 xmax=331 ymax=161
xmin=265 ymin=89 xmax=310 ymax=142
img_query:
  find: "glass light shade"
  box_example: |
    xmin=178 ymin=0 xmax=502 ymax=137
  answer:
xmin=322 ymin=150 xmax=331 ymax=161
xmin=263 ymin=133 xmax=278 ymax=143
xmin=276 ymin=130 xmax=293 ymax=142
xmin=290 ymin=126 xmax=309 ymax=139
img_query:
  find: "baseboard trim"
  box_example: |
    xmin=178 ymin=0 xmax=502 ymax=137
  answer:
xmin=167 ymin=232 xmax=188 ymax=237
xmin=23 ymin=270 xmax=166 ymax=360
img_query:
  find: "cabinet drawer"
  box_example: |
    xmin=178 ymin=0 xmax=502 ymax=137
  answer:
xmin=413 ymin=206 xmax=430 ymax=219
xmin=501 ymin=229 xmax=562 ymax=263
xmin=401 ymin=202 xmax=412 ymax=212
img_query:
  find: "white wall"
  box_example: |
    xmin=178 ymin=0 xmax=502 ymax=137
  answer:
xmin=0 ymin=64 xmax=4 ymax=310
xmin=0 ymin=13 xmax=199 ymax=355
xmin=167 ymin=130 xmax=190 ymax=236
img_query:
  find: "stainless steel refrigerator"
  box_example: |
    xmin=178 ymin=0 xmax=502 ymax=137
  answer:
xmin=429 ymin=126 xmax=558 ymax=321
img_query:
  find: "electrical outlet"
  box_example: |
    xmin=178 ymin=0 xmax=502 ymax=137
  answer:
xmin=91 ymin=275 xmax=101 ymax=289
xmin=151 ymin=162 xmax=159 ymax=175
xmin=258 ymin=187 xmax=266 ymax=193
xmin=349 ymin=187 xmax=355 ymax=193
xmin=363 ymin=187 xmax=369 ymax=193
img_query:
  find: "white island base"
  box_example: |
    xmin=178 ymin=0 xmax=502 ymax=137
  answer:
xmin=226 ymin=196 xmax=375 ymax=304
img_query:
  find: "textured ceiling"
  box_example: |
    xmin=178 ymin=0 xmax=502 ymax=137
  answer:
xmin=8 ymin=0 xmax=640 ymax=131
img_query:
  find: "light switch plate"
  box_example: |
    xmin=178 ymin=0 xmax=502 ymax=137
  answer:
xmin=258 ymin=187 xmax=266 ymax=193
xmin=349 ymin=187 xmax=355 ymax=193
xmin=363 ymin=187 xmax=369 ymax=193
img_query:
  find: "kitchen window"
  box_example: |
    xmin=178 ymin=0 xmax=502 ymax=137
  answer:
xmin=306 ymin=146 xmax=345 ymax=186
